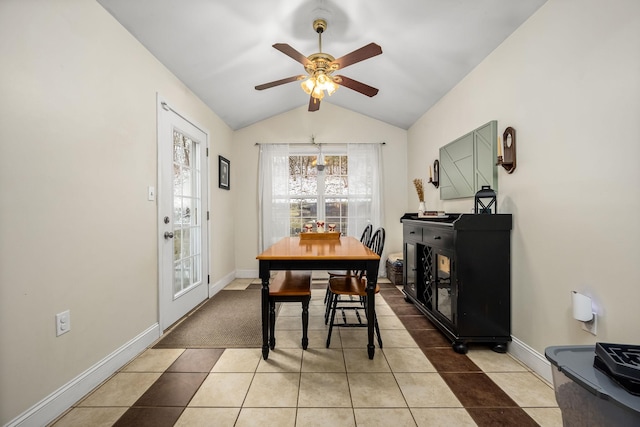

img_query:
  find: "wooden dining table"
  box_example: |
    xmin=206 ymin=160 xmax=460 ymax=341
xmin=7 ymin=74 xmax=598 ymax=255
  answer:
xmin=256 ymin=236 xmax=381 ymax=360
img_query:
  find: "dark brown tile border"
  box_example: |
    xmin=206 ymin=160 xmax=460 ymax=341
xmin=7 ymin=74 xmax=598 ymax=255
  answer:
xmin=466 ymin=407 xmax=539 ymax=427
xmin=379 ymin=288 xmax=404 ymax=296
xmin=380 ymin=295 xmax=409 ymax=307
xmin=408 ymin=328 xmax=452 ymax=347
xmin=133 ymin=372 xmax=207 ymax=407
xmin=421 ymin=347 xmax=482 ymax=372
xmin=113 ymin=407 xmax=184 ymax=427
xmin=440 ymin=372 xmax=517 ymax=408
xmin=392 ymin=303 xmax=427 ymax=315
xmin=377 ymin=282 xmax=398 ymax=289
xmin=397 ymin=314 xmax=437 ymax=329
xmin=166 ymin=348 xmax=224 ymax=373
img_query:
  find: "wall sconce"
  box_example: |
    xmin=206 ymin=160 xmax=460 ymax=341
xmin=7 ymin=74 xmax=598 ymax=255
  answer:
xmin=497 ymin=127 xmax=517 ymax=174
xmin=428 ymin=160 xmax=439 ymax=188
xmin=572 ymin=291 xmax=597 ymax=335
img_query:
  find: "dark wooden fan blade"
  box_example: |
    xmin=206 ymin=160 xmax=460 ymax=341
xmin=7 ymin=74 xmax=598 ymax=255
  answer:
xmin=273 ymin=43 xmax=311 ymax=66
xmin=335 ymin=75 xmax=379 ymax=97
xmin=308 ymin=95 xmax=321 ymax=112
xmin=331 ymin=43 xmax=382 ymax=69
xmin=255 ymin=75 xmax=305 ymax=91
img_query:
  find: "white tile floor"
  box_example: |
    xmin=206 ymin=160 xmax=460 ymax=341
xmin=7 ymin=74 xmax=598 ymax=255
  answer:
xmin=51 ymin=280 xmax=562 ymax=427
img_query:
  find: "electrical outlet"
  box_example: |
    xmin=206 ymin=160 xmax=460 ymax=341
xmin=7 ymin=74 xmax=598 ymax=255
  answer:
xmin=56 ymin=310 xmax=71 ymax=336
xmin=581 ymin=313 xmax=597 ymax=335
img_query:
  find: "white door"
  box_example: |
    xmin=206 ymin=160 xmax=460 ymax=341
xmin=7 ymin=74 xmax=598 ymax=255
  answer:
xmin=158 ymin=98 xmax=209 ymax=330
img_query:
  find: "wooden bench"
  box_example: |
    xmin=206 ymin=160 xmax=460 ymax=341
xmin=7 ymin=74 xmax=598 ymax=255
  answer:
xmin=269 ymin=270 xmax=312 ymax=350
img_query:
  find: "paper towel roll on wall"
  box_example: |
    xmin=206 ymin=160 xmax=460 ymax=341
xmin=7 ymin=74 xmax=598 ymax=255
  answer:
xmin=571 ymin=291 xmax=594 ymax=322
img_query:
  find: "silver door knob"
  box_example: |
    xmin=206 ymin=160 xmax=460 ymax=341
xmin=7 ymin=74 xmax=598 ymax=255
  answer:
xmin=164 ymin=231 xmax=174 ymax=239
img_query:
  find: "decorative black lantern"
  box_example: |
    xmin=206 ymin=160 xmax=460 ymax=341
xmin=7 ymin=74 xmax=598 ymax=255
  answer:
xmin=474 ymin=185 xmax=497 ymax=214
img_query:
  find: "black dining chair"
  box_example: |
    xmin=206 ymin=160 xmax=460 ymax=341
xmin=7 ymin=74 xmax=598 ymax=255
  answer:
xmin=268 ymin=270 xmax=312 ymax=350
xmin=325 ymin=227 xmax=385 ymax=348
xmin=323 ymin=223 xmax=373 ymax=309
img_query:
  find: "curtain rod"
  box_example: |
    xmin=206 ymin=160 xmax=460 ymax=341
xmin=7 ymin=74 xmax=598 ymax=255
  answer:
xmin=254 ymin=141 xmax=386 ymax=146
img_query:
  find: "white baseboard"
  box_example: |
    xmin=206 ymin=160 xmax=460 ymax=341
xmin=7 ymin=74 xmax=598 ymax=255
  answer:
xmin=6 ymin=324 xmax=160 ymax=427
xmin=209 ymin=270 xmax=235 ymax=295
xmin=235 ymin=269 xmax=258 ymax=279
xmin=509 ymin=335 xmax=553 ymax=384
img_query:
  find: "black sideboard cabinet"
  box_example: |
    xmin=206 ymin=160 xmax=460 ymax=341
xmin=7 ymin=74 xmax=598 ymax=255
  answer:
xmin=401 ymin=213 xmax=512 ymax=354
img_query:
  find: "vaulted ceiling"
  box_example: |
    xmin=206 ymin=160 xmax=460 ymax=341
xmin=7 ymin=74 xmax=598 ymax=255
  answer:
xmin=97 ymin=0 xmax=547 ymax=130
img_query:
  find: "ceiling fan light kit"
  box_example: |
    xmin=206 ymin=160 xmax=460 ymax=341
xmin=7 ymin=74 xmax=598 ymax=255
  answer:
xmin=300 ymin=20 xmax=340 ymax=102
xmin=255 ymin=18 xmax=382 ymax=112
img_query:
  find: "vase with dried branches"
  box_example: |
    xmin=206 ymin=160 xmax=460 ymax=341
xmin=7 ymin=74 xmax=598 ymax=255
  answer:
xmin=413 ymin=178 xmax=426 ymax=215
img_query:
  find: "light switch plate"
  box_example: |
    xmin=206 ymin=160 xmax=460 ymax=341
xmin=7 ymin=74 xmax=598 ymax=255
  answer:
xmin=148 ymin=186 xmax=156 ymax=201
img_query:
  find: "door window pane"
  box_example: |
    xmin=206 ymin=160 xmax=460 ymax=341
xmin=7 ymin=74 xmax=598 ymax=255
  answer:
xmin=172 ymin=129 xmax=202 ymax=297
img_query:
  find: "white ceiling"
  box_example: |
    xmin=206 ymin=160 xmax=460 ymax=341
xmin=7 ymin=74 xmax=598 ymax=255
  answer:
xmin=97 ymin=0 xmax=547 ymax=130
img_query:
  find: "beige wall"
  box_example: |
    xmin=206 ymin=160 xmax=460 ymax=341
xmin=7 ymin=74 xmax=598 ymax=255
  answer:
xmin=231 ymin=103 xmax=408 ymax=274
xmin=3 ymin=0 xmax=639 ymax=423
xmin=407 ymin=0 xmax=640 ymax=355
xmin=0 ymin=0 xmax=233 ymax=423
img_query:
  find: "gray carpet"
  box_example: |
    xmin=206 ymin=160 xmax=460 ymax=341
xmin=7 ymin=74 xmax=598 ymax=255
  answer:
xmin=153 ymin=279 xmax=396 ymax=349
xmin=153 ymin=290 xmax=264 ymax=348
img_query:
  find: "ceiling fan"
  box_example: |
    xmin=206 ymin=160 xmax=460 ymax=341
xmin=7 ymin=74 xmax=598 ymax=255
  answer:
xmin=255 ymin=18 xmax=382 ymax=112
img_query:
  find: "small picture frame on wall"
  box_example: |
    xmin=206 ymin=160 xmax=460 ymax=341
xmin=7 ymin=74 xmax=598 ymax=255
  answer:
xmin=218 ymin=155 xmax=230 ymax=190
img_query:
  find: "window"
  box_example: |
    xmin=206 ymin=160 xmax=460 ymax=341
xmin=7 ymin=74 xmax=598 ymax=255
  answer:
xmin=259 ymin=143 xmax=383 ymax=252
xmin=288 ymin=153 xmax=349 ymax=236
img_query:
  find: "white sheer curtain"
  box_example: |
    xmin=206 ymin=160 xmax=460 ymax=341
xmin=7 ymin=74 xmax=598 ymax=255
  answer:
xmin=347 ymin=143 xmax=385 ymax=275
xmin=347 ymin=143 xmax=384 ymax=234
xmin=259 ymin=143 xmax=384 ymax=270
xmin=258 ymin=144 xmax=290 ymax=252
